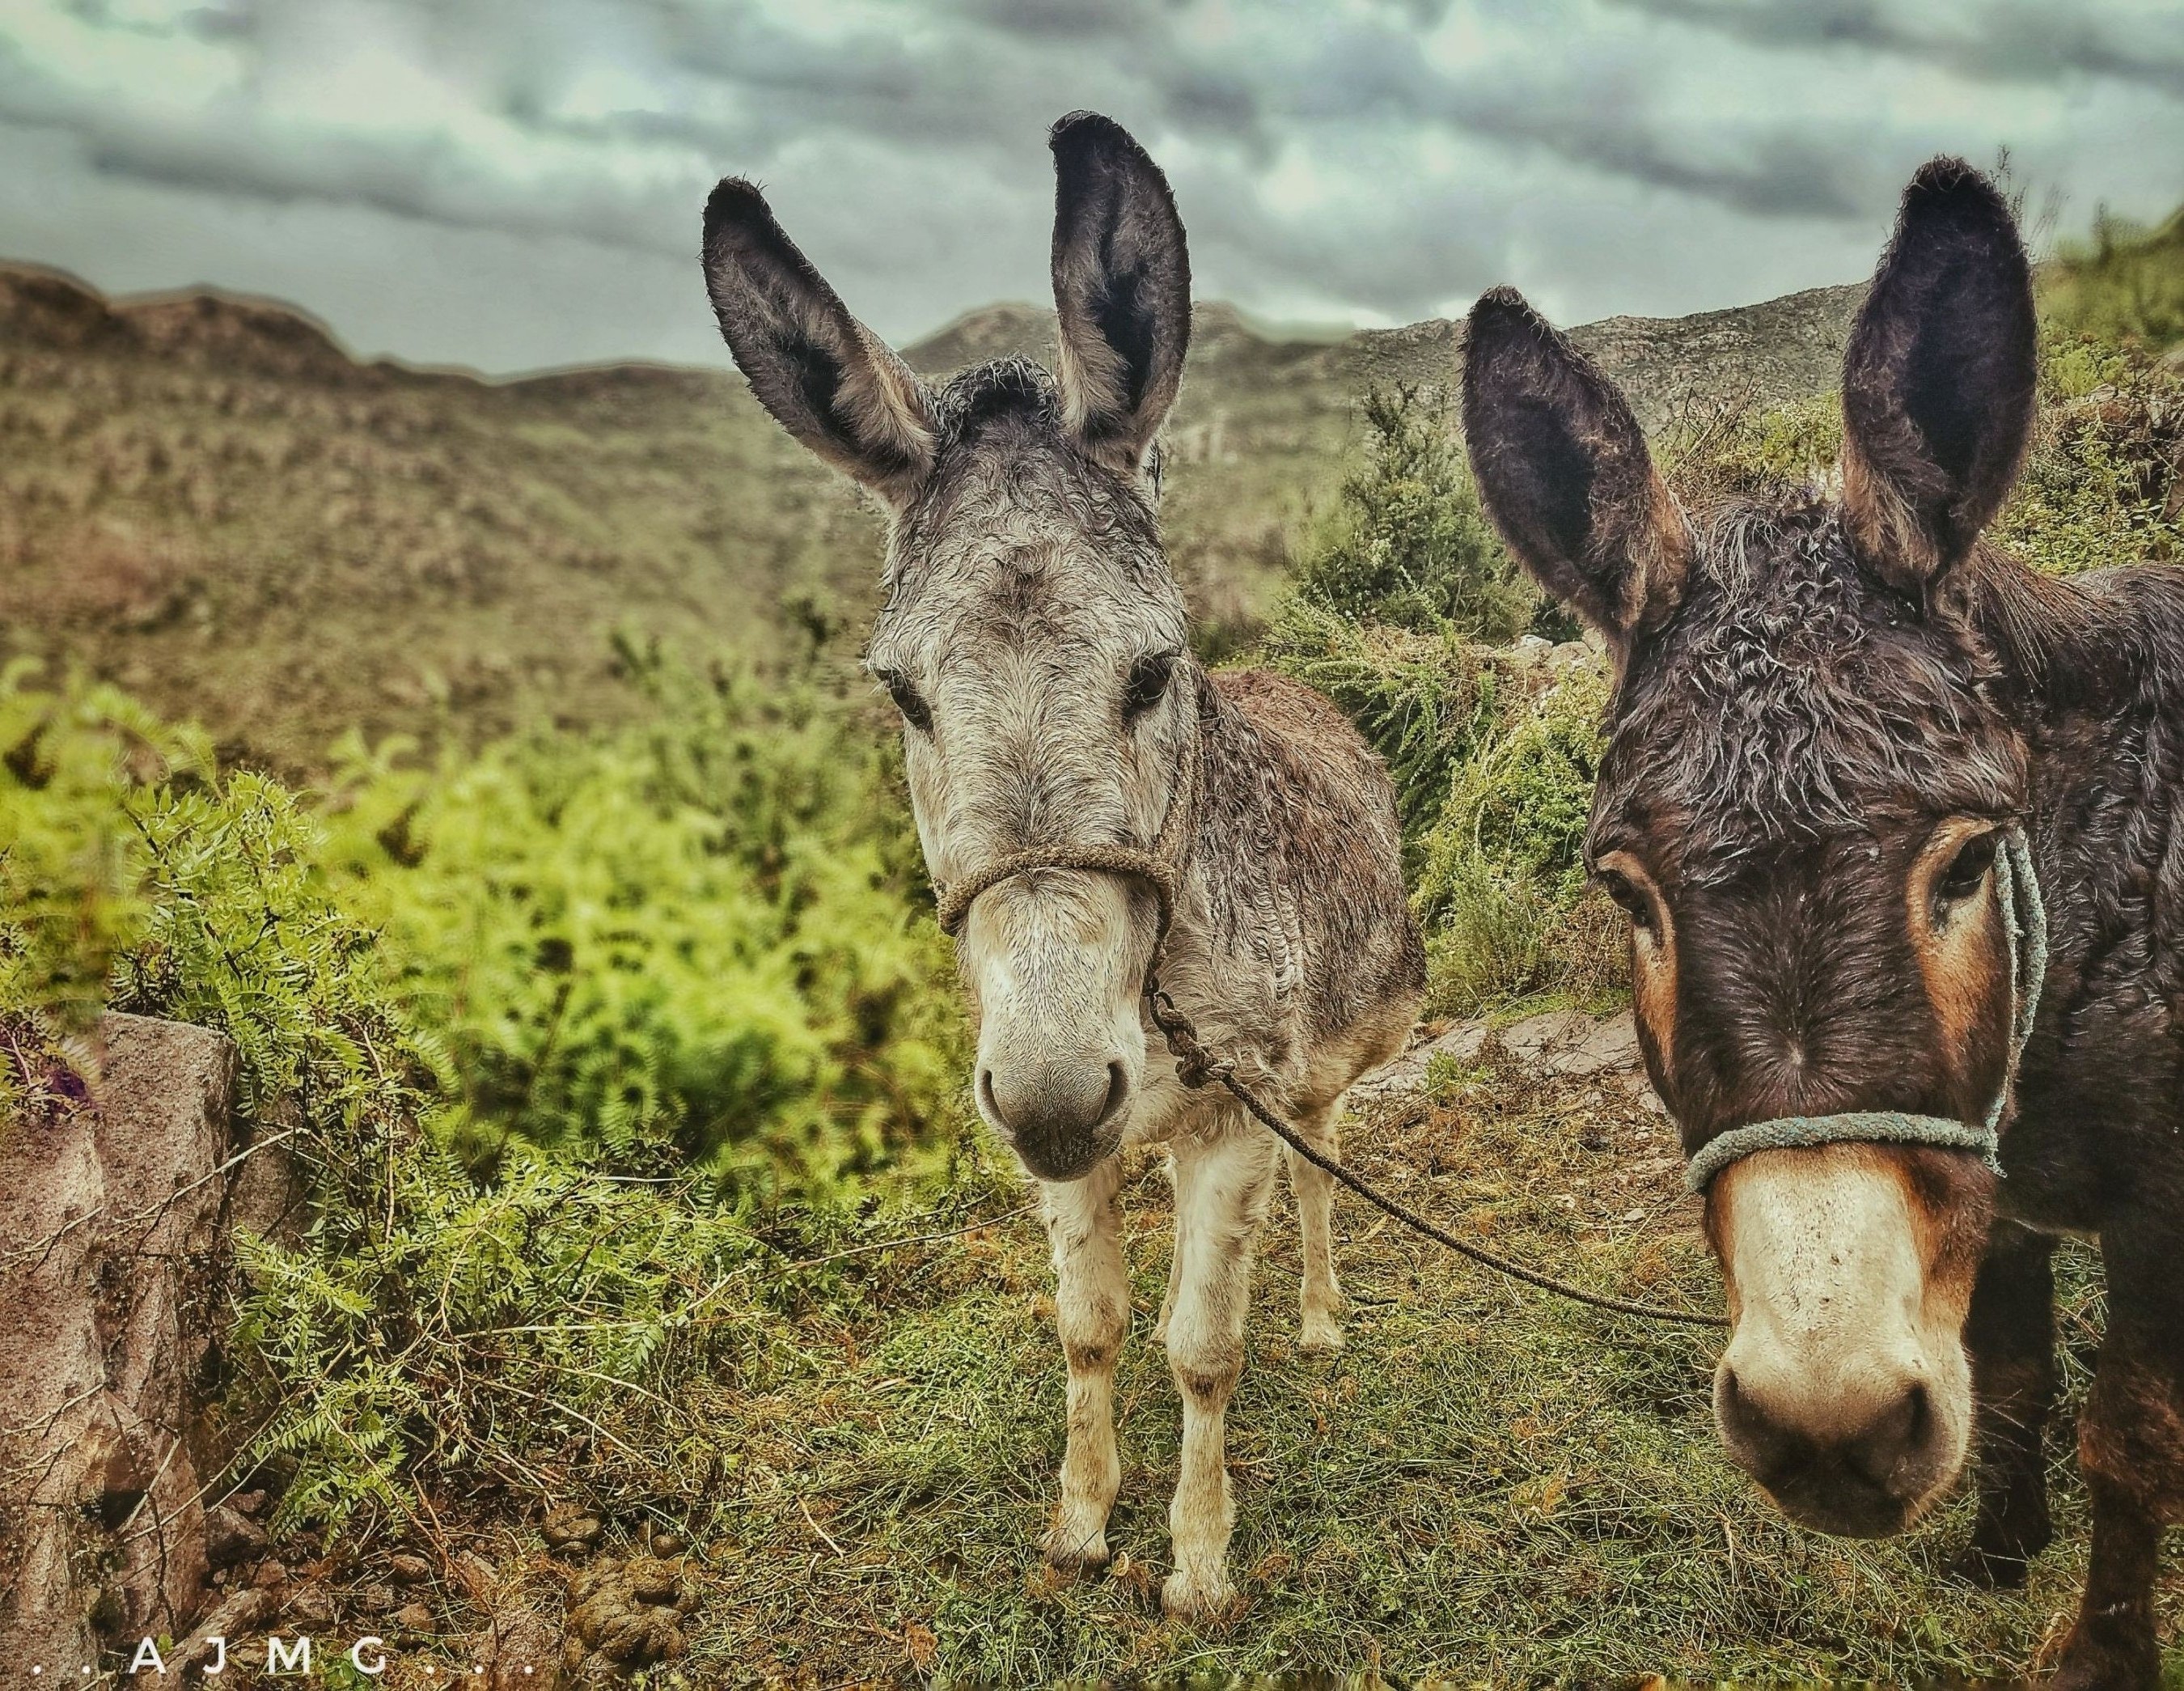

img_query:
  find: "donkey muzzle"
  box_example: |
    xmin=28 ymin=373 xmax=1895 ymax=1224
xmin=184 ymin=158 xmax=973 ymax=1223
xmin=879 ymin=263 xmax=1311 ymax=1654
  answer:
xmin=979 ymin=1053 xmax=1132 ymax=1181
xmin=1715 ymin=1351 xmax=1957 ymax=1537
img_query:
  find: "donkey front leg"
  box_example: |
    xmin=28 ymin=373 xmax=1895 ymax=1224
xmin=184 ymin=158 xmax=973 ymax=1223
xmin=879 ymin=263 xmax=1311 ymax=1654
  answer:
xmin=1958 ymin=1218 xmax=2058 ymax=1587
xmin=2054 ymin=1225 xmax=2184 ymax=1690
xmin=1041 ymin=1156 xmax=1128 ymax=1570
xmin=1162 ymin=1125 xmax=1279 ymax=1619
xmin=1285 ymin=1104 xmax=1348 ymax=1352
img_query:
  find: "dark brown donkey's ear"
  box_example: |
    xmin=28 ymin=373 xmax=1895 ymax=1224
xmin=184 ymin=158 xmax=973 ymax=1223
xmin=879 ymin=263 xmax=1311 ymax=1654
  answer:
xmin=1839 ymin=158 xmax=2037 ymax=597
xmin=1049 ymin=112 xmax=1192 ymax=477
xmin=1462 ymin=286 xmax=1691 ymax=653
xmin=702 ymin=179 xmax=938 ymax=507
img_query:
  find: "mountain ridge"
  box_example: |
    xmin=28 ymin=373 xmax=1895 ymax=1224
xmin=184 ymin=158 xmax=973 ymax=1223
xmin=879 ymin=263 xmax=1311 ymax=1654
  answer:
xmin=0 ymin=261 xmax=1862 ymax=768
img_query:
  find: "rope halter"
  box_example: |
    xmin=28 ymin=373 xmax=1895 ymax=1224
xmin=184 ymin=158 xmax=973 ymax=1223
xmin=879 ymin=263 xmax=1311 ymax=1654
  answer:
xmin=930 ymin=728 xmax=1200 ymax=948
xmin=1683 ymin=824 xmax=2047 ymax=1193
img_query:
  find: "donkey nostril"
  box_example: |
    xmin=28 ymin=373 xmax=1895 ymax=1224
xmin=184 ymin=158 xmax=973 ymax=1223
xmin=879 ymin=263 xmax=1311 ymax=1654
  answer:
xmin=1095 ymin=1061 xmax=1130 ymax=1129
xmin=1850 ymin=1381 xmax=1929 ymax=1491
xmin=1718 ymin=1367 xmax=1798 ymax=1481
xmin=977 ymin=1067 xmax=1003 ymax=1129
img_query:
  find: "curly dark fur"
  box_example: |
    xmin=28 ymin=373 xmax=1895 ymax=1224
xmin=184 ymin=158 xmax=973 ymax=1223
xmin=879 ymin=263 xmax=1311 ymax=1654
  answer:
xmin=1467 ymin=155 xmax=2184 ymax=1686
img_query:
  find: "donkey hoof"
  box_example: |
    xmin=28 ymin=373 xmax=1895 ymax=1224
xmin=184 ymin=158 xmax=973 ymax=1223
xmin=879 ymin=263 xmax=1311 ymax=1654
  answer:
xmin=1951 ymin=1541 xmax=2030 ymax=1589
xmin=1297 ymin=1312 xmax=1346 ymax=1354
xmin=1161 ymin=1564 xmax=1239 ymax=1622
xmin=2050 ymin=1628 xmax=2161 ymax=1691
xmin=1043 ymin=1518 xmax=1111 ymax=1571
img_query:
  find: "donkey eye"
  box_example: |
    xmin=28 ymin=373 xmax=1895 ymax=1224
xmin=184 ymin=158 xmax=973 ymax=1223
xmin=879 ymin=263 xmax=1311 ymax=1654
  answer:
xmin=876 ymin=670 xmax=932 ymax=733
xmin=1123 ymin=651 xmax=1176 ymax=721
xmin=1936 ymin=831 xmax=1998 ymax=909
xmin=1597 ymin=867 xmax=1653 ymax=930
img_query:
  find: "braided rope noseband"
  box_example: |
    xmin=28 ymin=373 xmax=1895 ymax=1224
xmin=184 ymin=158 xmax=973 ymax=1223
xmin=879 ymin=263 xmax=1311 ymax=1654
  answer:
xmin=932 ymin=731 xmax=1198 ymax=943
xmin=1682 ymin=824 xmax=2047 ymax=1193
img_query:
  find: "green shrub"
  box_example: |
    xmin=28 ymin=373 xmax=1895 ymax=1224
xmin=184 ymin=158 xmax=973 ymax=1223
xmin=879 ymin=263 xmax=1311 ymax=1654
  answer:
xmin=0 ymin=661 xmax=211 ymax=1033
xmin=0 ymin=664 xmax=980 ymax=1535
xmin=306 ymin=650 xmax=967 ymax=1196
xmin=1257 ymin=600 xmax=1501 ymax=849
xmin=108 ymin=760 xmax=811 ymax=1534
xmin=2042 ymin=206 xmax=2184 ymax=355
xmin=1412 ymin=660 xmax=1623 ymax=1018
xmin=1992 ymin=334 xmax=2184 ymax=574
xmin=1293 ymin=384 xmax=1536 ymax=640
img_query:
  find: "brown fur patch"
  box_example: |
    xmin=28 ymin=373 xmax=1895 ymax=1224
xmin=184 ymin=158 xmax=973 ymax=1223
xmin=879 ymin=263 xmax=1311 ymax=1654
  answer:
xmin=1598 ymin=850 xmax=1678 ymax=1090
xmin=1906 ymin=820 xmax=2008 ymax=1103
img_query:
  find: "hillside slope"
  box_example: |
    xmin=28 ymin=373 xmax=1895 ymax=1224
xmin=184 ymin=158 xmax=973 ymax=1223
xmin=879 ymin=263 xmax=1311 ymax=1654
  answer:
xmin=0 ymin=262 xmax=1860 ymax=768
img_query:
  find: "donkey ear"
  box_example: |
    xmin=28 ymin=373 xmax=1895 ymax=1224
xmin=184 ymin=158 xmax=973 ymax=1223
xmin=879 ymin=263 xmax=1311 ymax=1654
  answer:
xmin=702 ymin=178 xmax=938 ymax=506
xmin=1049 ymin=112 xmax=1191 ymax=475
xmin=1462 ymin=287 xmax=1691 ymax=651
xmin=1839 ymin=158 xmax=2037 ymax=595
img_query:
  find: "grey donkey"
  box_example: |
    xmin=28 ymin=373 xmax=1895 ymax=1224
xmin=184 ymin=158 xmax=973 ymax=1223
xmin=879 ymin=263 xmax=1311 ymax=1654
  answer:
xmin=700 ymin=112 xmax=1424 ymax=1617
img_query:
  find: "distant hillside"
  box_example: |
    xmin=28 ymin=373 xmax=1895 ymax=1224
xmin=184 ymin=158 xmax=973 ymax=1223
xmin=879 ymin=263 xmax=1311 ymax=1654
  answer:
xmin=0 ymin=261 xmax=1862 ymax=769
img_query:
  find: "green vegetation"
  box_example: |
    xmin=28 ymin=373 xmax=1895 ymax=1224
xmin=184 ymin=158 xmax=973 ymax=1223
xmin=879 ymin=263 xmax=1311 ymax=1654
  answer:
xmin=1267 ymin=384 xmax=1620 ymax=1020
xmin=1 ymin=656 xmax=980 ymax=1559
xmin=1291 ymin=385 xmax=1534 ymax=642
xmin=2042 ymin=206 xmax=2184 ymax=356
xmin=315 ymin=643 xmax=964 ymax=1193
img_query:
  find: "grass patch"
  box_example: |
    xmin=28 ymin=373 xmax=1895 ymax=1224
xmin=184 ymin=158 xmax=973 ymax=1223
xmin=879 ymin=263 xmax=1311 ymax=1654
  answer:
xmin=322 ymin=1049 xmax=2166 ymax=1685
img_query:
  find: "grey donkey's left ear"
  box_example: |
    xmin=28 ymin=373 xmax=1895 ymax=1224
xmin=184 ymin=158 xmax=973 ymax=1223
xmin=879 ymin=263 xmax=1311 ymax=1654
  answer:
xmin=702 ymin=178 xmax=938 ymax=506
xmin=1049 ymin=112 xmax=1191 ymax=475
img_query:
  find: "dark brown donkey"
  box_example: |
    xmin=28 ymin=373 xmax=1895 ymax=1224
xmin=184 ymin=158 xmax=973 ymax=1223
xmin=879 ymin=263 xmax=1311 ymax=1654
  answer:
xmin=1463 ymin=159 xmax=2184 ymax=1688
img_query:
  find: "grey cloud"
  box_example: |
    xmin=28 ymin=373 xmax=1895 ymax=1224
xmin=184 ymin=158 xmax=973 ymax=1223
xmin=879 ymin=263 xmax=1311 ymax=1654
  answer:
xmin=1609 ymin=0 xmax=2184 ymax=98
xmin=2 ymin=0 xmax=2180 ymax=370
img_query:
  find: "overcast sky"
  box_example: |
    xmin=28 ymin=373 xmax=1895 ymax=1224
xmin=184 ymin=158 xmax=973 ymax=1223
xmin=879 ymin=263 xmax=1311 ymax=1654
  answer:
xmin=2 ymin=0 xmax=2180 ymax=375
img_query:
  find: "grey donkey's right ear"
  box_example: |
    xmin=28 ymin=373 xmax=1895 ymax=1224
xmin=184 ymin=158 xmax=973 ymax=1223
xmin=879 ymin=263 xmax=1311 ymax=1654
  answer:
xmin=702 ymin=179 xmax=938 ymax=506
xmin=1462 ymin=286 xmax=1691 ymax=654
xmin=1049 ymin=112 xmax=1191 ymax=476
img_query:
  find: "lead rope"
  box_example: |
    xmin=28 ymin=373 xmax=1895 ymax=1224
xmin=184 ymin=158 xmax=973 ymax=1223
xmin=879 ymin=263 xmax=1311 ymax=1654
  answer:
xmin=936 ymin=718 xmax=1730 ymax=1331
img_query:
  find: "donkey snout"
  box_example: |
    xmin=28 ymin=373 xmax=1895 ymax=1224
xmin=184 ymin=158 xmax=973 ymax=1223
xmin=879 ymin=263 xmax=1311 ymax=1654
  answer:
xmin=979 ymin=1055 xmax=1131 ymax=1181
xmin=1716 ymin=1358 xmax=1953 ymax=1538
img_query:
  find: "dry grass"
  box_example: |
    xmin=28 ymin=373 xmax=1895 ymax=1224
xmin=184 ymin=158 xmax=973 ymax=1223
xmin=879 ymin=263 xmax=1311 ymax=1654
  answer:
xmin=294 ymin=1048 xmax=2178 ymax=1688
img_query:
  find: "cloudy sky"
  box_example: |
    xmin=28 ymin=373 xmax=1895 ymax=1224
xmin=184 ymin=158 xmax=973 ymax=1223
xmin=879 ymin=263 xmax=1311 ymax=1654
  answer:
xmin=2 ymin=0 xmax=2181 ymax=375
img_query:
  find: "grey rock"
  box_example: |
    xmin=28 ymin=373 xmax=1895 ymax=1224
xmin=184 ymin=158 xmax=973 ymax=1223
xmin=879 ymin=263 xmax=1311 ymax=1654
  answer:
xmin=205 ymin=1504 xmax=268 ymax=1570
xmin=0 ymin=1014 xmax=239 ymax=1672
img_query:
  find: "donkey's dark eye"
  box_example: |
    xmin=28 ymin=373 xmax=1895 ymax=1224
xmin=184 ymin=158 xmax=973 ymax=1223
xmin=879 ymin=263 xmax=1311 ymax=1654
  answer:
xmin=1937 ymin=831 xmax=1998 ymax=909
xmin=1123 ymin=651 xmax=1176 ymax=721
xmin=877 ymin=670 xmax=932 ymax=733
xmin=1598 ymin=868 xmax=1653 ymax=930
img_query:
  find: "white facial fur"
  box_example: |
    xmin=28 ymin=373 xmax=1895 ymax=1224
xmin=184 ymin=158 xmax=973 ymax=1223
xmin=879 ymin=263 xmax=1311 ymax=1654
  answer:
xmin=1712 ymin=1145 xmax=1973 ymax=1536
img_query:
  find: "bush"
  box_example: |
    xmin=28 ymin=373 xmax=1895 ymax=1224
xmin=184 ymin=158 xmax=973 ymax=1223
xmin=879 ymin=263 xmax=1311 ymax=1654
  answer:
xmin=2042 ymin=206 xmax=2184 ymax=355
xmin=1257 ymin=600 xmax=1501 ymax=850
xmin=0 ymin=664 xmax=983 ymax=1535
xmin=1293 ymin=384 xmax=1537 ymax=640
xmin=0 ymin=662 xmax=211 ymax=1035
xmin=313 ymin=647 xmax=967 ymax=1196
xmin=1412 ymin=659 xmax=1624 ymax=1018
xmin=1992 ymin=334 xmax=2184 ymax=574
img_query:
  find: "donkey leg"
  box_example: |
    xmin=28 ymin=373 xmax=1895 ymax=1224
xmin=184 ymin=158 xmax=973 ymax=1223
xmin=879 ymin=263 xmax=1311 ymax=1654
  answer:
xmin=2054 ymin=1228 xmax=2183 ymax=1690
xmin=1285 ymin=1105 xmax=1348 ymax=1353
xmin=1162 ymin=1125 xmax=1279 ymax=1620
xmin=1153 ymin=1152 xmax=1183 ymax=1346
xmin=1040 ymin=1155 xmax=1128 ymax=1570
xmin=1956 ymin=1219 xmax=2057 ymax=1587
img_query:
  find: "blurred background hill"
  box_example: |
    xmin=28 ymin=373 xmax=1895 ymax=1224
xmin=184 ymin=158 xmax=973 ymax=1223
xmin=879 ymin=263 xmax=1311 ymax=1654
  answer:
xmin=0 ymin=259 xmax=1864 ymax=769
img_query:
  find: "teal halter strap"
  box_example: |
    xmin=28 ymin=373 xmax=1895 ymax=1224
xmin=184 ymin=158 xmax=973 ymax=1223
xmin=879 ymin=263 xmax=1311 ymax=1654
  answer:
xmin=1684 ymin=825 xmax=2046 ymax=1193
